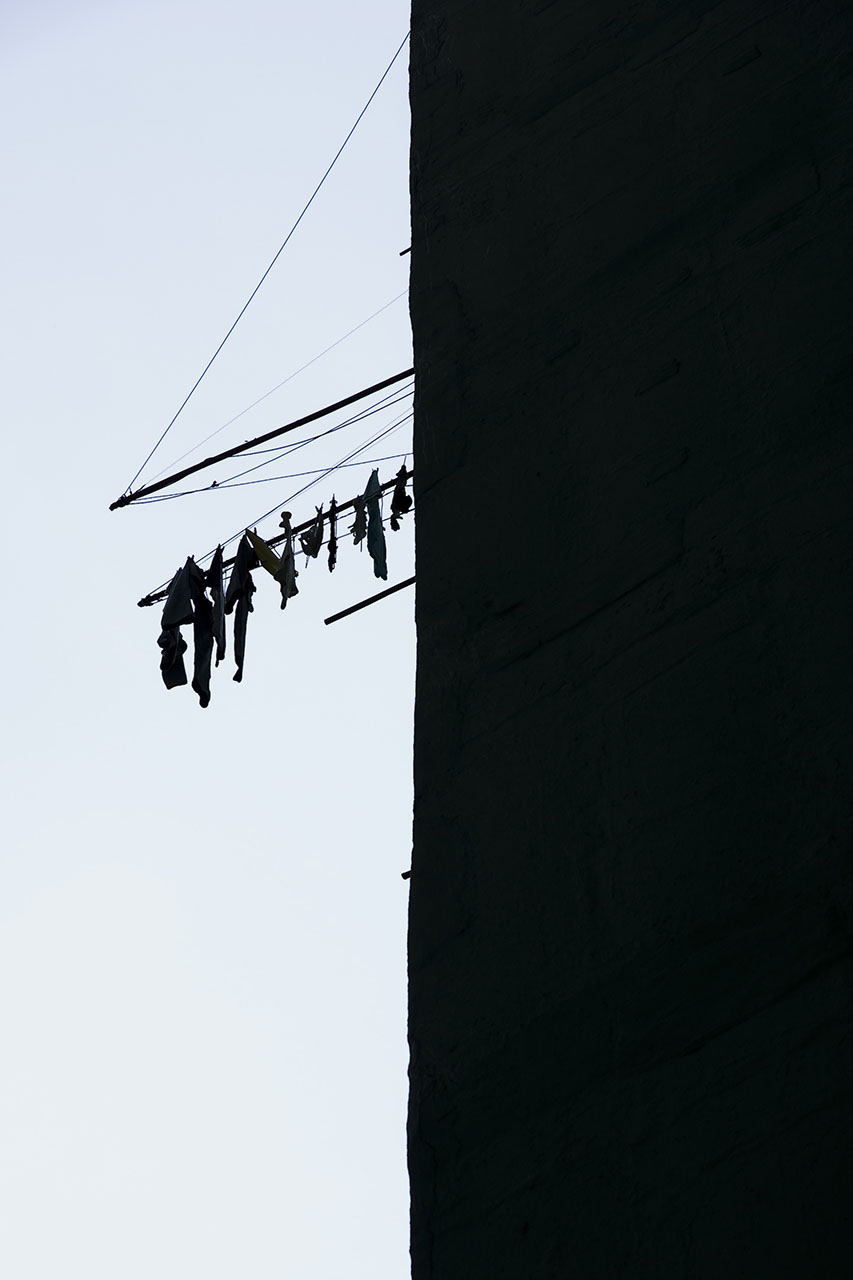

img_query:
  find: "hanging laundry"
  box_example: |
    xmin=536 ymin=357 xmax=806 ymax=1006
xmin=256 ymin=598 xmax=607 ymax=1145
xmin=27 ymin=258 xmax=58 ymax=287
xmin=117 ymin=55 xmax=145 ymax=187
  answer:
xmin=327 ymin=496 xmax=338 ymax=572
xmin=350 ymin=494 xmax=367 ymax=546
xmin=157 ymin=627 xmax=187 ymax=689
xmin=161 ymin=558 xmax=194 ymax=629
xmin=299 ymin=505 xmax=324 ymax=559
xmin=224 ymin=534 xmax=258 ymax=682
xmin=390 ymin=464 xmax=413 ymax=531
xmin=274 ymin=512 xmax=299 ymax=610
xmin=157 ymin=559 xmax=194 ymax=689
xmin=188 ymin=557 xmax=214 ymax=709
xmin=364 ymin=468 xmax=388 ymax=581
xmin=206 ymin=546 xmax=226 ymax=667
xmin=247 ymin=527 xmax=281 ymax=577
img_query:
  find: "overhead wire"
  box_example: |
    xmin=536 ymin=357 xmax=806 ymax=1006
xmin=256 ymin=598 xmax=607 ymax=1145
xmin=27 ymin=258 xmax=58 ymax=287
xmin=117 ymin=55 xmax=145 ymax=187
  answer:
xmin=132 ymin=450 xmax=410 ymax=502
xmin=217 ymin=415 xmax=412 ymax=494
xmin=147 ymin=287 xmax=409 ymax=482
xmin=228 ymin=411 xmax=411 ymax=525
xmin=127 ymin=383 xmax=413 ymax=501
xmin=216 ymin=382 xmax=412 ymax=483
xmin=111 ymin=368 xmax=413 ymax=507
xmin=122 ymin=30 xmax=411 ymax=496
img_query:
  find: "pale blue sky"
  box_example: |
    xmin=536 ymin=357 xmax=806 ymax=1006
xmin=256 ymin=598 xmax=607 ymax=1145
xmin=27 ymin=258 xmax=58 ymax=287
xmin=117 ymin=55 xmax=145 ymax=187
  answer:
xmin=1 ymin=3 xmax=413 ymax=1276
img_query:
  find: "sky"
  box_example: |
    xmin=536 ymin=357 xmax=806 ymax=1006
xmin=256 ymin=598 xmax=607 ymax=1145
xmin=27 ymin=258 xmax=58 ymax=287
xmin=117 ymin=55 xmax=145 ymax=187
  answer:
xmin=1 ymin=3 xmax=414 ymax=1276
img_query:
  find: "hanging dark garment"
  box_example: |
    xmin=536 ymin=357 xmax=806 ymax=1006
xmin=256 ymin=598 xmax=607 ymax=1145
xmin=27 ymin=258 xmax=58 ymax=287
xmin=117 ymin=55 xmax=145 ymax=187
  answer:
xmin=350 ymin=495 xmax=367 ymax=546
xmin=161 ymin=558 xmax=194 ymax=629
xmin=327 ymin=497 xmax=338 ymax=572
xmin=157 ymin=626 xmax=188 ymax=689
xmin=185 ymin=558 xmax=214 ymax=708
xmin=389 ymin=464 xmax=412 ymax=530
xmin=157 ymin=559 xmax=194 ymax=689
xmin=224 ymin=534 xmax=258 ymax=682
xmin=274 ymin=512 xmax=299 ymax=610
xmin=299 ymin=505 xmax=324 ymax=559
xmin=206 ymin=545 xmax=226 ymax=667
xmin=364 ymin=468 xmax=388 ymax=580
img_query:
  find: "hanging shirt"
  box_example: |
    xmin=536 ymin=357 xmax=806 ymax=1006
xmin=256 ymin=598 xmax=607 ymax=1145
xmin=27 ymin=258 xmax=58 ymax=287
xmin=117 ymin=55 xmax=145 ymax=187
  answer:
xmin=157 ymin=559 xmax=194 ymax=689
xmin=364 ymin=468 xmax=388 ymax=580
xmin=224 ymin=534 xmax=258 ymax=682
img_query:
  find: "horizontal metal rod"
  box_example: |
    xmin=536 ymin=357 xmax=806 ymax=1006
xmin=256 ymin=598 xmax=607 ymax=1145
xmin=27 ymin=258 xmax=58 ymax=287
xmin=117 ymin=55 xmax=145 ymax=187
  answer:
xmin=137 ymin=471 xmax=411 ymax=608
xmin=110 ymin=367 xmax=414 ymax=510
xmin=323 ymin=575 xmax=416 ymax=626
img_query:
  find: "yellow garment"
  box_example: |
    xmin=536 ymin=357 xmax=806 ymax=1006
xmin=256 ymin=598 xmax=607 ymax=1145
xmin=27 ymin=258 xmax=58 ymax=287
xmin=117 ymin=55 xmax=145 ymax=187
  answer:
xmin=247 ymin=528 xmax=281 ymax=578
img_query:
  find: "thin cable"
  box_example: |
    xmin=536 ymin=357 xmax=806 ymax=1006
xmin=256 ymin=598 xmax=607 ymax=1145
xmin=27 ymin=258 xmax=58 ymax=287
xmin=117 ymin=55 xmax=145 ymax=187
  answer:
xmin=132 ymin=450 xmax=411 ymax=502
xmin=148 ymin=288 xmax=409 ymax=481
xmin=189 ymin=388 xmax=412 ymax=487
xmin=247 ymin=415 xmax=409 ymax=514
xmin=235 ymin=381 xmax=412 ymax=456
xmin=123 ymin=31 xmax=411 ymax=494
xmin=236 ymin=382 xmax=412 ymax=457
xmin=128 ymin=387 xmax=413 ymax=500
xmin=210 ymin=419 xmax=411 ymax=492
xmin=112 ymin=368 xmax=414 ymax=508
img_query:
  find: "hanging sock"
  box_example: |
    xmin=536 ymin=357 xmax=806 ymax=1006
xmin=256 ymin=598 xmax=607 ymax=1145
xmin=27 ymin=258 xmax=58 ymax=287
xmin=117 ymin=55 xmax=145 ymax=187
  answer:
xmin=224 ymin=534 xmax=258 ymax=682
xmin=327 ymin=496 xmax=338 ymax=572
xmin=389 ymin=464 xmax=412 ymax=531
xmin=364 ymin=468 xmax=388 ymax=580
xmin=206 ymin=546 xmax=226 ymax=667
xmin=350 ymin=494 xmax=367 ymax=546
xmin=274 ymin=511 xmax=299 ymax=610
xmin=299 ymin=505 xmax=324 ymax=559
xmin=157 ymin=559 xmax=194 ymax=689
xmin=188 ymin=558 xmax=214 ymax=709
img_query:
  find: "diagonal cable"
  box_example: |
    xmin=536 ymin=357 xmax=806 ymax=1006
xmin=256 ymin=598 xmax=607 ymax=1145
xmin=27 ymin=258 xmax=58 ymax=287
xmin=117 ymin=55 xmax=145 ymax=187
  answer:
xmin=147 ymin=288 xmax=409 ymax=481
xmin=123 ymin=30 xmax=411 ymax=495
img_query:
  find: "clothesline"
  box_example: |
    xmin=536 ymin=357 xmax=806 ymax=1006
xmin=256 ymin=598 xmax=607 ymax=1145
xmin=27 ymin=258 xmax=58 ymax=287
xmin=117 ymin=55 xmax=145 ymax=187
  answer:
xmin=137 ymin=469 xmax=413 ymax=607
xmin=133 ymin=450 xmax=410 ymax=501
xmin=152 ymin=463 xmax=413 ymax=706
xmin=111 ymin=368 xmax=414 ymax=510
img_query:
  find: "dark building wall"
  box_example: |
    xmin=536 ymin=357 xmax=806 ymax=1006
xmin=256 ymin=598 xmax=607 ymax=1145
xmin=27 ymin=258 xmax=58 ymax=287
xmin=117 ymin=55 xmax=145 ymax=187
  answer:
xmin=408 ymin=2 xmax=853 ymax=1276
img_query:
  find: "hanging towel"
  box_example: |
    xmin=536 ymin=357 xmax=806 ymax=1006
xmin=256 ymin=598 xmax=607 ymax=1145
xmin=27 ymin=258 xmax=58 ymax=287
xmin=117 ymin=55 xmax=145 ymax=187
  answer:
xmin=364 ymin=469 xmax=388 ymax=581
